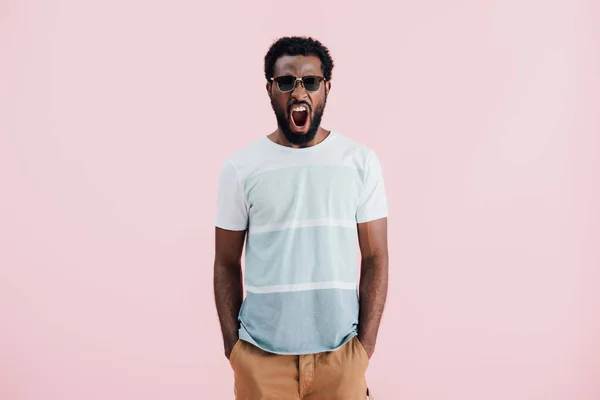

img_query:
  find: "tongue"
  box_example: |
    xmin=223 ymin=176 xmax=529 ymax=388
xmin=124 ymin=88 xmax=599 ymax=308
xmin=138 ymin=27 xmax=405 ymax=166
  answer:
xmin=292 ymin=110 xmax=308 ymax=127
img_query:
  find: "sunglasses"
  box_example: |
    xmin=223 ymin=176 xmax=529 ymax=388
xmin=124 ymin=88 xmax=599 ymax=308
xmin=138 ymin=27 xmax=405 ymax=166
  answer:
xmin=269 ymin=75 xmax=326 ymax=93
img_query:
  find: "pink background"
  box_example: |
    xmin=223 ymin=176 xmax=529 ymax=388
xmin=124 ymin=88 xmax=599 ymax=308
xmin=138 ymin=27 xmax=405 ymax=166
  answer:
xmin=1 ymin=0 xmax=599 ymax=399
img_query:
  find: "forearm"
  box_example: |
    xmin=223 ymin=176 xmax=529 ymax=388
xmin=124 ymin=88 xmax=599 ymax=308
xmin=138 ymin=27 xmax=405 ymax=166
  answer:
xmin=214 ymin=261 xmax=243 ymax=357
xmin=358 ymin=254 xmax=388 ymax=354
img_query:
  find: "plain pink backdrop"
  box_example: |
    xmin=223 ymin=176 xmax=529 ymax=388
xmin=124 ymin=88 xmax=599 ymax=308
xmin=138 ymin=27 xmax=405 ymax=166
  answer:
xmin=1 ymin=0 xmax=599 ymax=399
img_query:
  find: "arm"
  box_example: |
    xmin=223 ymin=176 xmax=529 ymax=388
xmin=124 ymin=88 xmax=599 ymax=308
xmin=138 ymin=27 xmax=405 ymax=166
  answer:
xmin=357 ymin=217 xmax=389 ymax=359
xmin=214 ymin=226 xmax=246 ymax=359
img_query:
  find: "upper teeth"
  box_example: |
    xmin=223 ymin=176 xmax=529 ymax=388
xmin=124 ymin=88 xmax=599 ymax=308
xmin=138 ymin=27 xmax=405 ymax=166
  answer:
xmin=292 ymin=105 xmax=307 ymax=112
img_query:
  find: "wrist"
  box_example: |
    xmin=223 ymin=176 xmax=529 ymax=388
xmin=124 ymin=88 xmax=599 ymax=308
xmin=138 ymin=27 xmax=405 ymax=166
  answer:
xmin=358 ymin=333 xmax=376 ymax=357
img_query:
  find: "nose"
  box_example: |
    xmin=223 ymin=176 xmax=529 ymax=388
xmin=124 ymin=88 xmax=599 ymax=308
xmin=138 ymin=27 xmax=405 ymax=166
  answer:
xmin=290 ymin=80 xmax=308 ymax=101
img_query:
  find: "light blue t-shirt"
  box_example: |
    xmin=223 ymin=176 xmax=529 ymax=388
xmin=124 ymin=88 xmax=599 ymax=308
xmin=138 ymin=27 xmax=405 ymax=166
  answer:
xmin=215 ymin=131 xmax=388 ymax=355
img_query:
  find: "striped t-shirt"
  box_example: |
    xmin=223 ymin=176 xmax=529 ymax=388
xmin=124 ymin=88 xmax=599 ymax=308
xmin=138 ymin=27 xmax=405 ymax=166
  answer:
xmin=215 ymin=131 xmax=388 ymax=355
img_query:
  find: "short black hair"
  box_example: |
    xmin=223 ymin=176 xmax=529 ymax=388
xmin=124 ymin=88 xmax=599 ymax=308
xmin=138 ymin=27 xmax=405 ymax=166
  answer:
xmin=264 ymin=36 xmax=334 ymax=82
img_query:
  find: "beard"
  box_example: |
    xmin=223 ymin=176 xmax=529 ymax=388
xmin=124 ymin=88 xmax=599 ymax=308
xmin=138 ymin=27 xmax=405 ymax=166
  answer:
xmin=271 ymin=93 xmax=327 ymax=146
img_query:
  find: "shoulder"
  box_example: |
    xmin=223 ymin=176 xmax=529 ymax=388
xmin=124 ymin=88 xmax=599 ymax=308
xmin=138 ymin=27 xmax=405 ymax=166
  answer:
xmin=219 ymin=135 xmax=270 ymax=180
xmin=332 ymin=132 xmax=379 ymax=168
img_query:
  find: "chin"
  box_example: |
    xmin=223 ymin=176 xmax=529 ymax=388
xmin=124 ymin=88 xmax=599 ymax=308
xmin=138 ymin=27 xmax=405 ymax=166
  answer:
xmin=283 ymin=125 xmax=317 ymax=145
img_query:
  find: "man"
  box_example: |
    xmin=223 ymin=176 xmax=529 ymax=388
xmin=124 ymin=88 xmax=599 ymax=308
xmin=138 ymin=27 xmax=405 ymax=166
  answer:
xmin=214 ymin=36 xmax=389 ymax=400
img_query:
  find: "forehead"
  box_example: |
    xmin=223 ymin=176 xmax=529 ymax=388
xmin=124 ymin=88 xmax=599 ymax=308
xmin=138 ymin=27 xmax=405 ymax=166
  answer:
xmin=273 ymin=55 xmax=323 ymax=76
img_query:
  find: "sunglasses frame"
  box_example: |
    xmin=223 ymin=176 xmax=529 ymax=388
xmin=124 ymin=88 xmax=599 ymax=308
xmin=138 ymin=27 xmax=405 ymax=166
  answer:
xmin=269 ymin=75 xmax=327 ymax=93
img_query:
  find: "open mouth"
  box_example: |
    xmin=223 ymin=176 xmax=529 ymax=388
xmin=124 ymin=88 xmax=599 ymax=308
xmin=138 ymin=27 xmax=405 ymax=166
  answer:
xmin=290 ymin=104 xmax=310 ymax=132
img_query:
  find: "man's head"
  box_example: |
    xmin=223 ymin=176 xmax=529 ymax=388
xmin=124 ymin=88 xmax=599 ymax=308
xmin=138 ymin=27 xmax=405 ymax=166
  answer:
xmin=264 ymin=36 xmax=334 ymax=145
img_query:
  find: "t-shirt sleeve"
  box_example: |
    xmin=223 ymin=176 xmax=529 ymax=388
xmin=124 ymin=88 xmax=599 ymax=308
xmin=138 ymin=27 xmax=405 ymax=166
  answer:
xmin=356 ymin=151 xmax=389 ymax=223
xmin=215 ymin=159 xmax=248 ymax=231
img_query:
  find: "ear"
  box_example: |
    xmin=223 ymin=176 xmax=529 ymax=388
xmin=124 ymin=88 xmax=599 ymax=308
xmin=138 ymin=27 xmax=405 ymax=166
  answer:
xmin=266 ymin=81 xmax=272 ymax=95
xmin=325 ymin=80 xmax=331 ymax=95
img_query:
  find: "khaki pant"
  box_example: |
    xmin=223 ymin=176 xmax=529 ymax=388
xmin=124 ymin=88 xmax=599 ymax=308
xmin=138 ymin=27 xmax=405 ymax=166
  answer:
xmin=229 ymin=336 xmax=372 ymax=400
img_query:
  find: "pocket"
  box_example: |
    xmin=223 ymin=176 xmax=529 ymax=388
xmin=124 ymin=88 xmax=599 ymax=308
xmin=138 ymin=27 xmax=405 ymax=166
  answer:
xmin=355 ymin=337 xmax=370 ymax=362
xmin=229 ymin=339 xmax=242 ymax=364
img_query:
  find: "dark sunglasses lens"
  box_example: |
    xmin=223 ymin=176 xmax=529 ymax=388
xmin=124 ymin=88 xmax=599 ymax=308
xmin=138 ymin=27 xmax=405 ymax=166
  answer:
xmin=277 ymin=76 xmax=295 ymax=92
xmin=303 ymin=77 xmax=321 ymax=91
